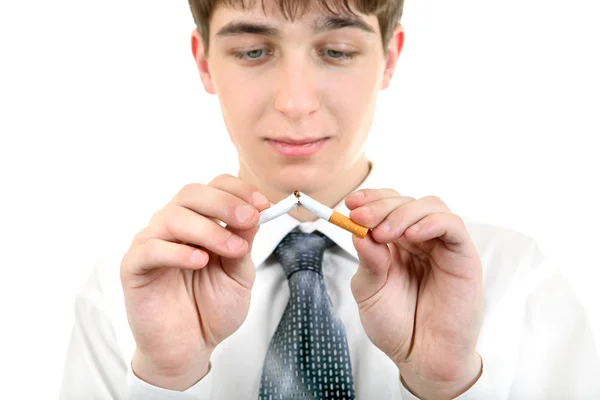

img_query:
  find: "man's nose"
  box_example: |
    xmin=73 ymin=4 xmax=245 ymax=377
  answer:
xmin=273 ymin=57 xmax=320 ymax=120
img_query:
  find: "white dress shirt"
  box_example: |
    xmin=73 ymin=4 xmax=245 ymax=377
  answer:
xmin=59 ymin=163 xmax=600 ymax=399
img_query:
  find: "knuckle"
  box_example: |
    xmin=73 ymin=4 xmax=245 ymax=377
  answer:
xmin=426 ymin=195 xmax=443 ymax=205
xmin=453 ymin=213 xmax=466 ymax=227
xmin=390 ymin=214 xmax=405 ymax=230
xmin=119 ymin=255 xmax=133 ymax=282
xmin=138 ymin=238 xmax=158 ymax=264
xmin=355 ymin=205 xmax=376 ymax=225
xmin=179 ymin=182 xmax=204 ymax=200
xmin=209 ymin=173 xmax=235 ymax=186
xmin=120 ymin=248 xmax=133 ymax=269
xmin=161 ymin=207 xmax=181 ymax=237
xmin=385 ymin=210 xmax=404 ymax=231
xmin=362 ymin=203 xmax=375 ymax=215
xmin=147 ymin=208 xmax=164 ymax=227
xmin=132 ymin=226 xmax=151 ymax=246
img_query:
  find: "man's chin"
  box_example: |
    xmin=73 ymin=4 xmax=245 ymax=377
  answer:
xmin=267 ymin=166 xmax=332 ymax=195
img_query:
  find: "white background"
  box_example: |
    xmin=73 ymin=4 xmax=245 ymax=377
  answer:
xmin=1 ymin=0 xmax=599 ymax=398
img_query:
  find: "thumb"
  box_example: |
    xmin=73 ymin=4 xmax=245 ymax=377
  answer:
xmin=351 ymin=232 xmax=391 ymax=303
xmin=220 ymin=225 xmax=259 ymax=290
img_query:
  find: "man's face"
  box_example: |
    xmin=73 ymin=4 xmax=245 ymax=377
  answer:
xmin=193 ymin=1 xmax=402 ymax=195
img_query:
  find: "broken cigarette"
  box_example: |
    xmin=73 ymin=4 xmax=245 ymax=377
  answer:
xmin=297 ymin=192 xmax=369 ymax=238
xmin=258 ymin=193 xmax=299 ymax=225
xmin=257 ymin=191 xmax=370 ymax=238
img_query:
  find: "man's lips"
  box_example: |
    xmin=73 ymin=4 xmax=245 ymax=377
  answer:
xmin=265 ymin=137 xmax=329 ymax=157
xmin=268 ymin=137 xmax=327 ymax=145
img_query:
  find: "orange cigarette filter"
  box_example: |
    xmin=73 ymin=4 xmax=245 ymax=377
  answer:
xmin=329 ymin=211 xmax=369 ymax=238
xmin=295 ymin=190 xmax=370 ymax=238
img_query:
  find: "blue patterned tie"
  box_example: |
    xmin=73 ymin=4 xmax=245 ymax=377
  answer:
xmin=258 ymin=231 xmax=356 ymax=400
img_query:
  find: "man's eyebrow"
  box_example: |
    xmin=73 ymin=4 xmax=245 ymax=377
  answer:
xmin=216 ymin=21 xmax=280 ymax=37
xmin=312 ymin=15 xmax=376 ymax=35
xmin=215 ymin=15 xmax=375 ymax=38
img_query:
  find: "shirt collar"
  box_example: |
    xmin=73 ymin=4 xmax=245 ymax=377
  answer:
xmin=251 ymin=161 xmax=385 ymax=267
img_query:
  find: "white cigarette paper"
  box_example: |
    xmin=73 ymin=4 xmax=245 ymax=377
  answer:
xmin=258 ymin=194 xmax=299 ymax=225
xmin=257 ymin=191 xmax=369 ymax=238
xmin=296 ymin=192 xmax=333 ymax=220
xmin=298 ymin=192 xmax=369 ymax=238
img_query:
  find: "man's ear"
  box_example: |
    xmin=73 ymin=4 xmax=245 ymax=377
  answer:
xmin=191 ymin=28 xmax=216 ymax=95
xmin=381 ymin=24 xmax=405 ymax=90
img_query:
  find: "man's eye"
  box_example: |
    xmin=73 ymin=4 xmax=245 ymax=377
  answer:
xmin=232 ymin=48 xmax=355 ymax=62
xmin=323 ymin=49 xmax=356 ymax=60
xmin=234 ymin=49 xmax=267 ymax=60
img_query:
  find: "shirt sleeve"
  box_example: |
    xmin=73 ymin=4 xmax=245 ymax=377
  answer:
xmin=58 ymin=264 xmax=214 ymax=399
xmin=398 ymin=269 xmax=600 ymax=399
xmin=126 ymin=364 xmax=214 ymax=399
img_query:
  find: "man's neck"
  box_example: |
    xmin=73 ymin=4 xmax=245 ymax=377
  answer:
xmin=239 ymin=156 xmax=372 ymax=223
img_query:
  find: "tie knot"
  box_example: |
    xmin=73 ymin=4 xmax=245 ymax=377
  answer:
xmin=274 ymin=231 xmax=333 ymax=278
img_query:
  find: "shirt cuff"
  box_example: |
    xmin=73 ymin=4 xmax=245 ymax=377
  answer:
xmin=399 ymin=358 xmax=499 ymax=400
xmin=126 ymin=363 xmax=213 ymax=399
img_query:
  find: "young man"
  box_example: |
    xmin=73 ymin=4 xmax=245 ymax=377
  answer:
xmin=59 ymin=0 xmax=600 ymax=399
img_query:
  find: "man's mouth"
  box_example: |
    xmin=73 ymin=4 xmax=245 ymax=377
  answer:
xmin=265 ymin=137 xmax=329 ymax=157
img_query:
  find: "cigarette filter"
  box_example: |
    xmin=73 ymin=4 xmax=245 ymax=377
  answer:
xmin=298 ymin=192 xmax=369 ymax=238
xmin=329 ymin=211 xmax=369 ymax=238
xmin=258 ymin=194 xmax=299 ymax=225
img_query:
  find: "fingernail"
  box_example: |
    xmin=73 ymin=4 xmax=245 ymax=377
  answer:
xmin=190 ymin=250 xmax=205 ymax=264
xmin=379 ymin=221 xmax=391 ymax=233
xmin=227 ymin=234 xmax=245 ymax=251
xmin=251 ymin=192 xmax=270 ymax=207
xmin=235 ymin=205 xmax=255 ymax=223
xmin=349 ymin=191 xmax=365 ymax=199
xmin=410 ymin=224 xmax=420 ymax=231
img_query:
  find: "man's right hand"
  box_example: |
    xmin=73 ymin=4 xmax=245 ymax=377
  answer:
xmin=120 ymin=174 xmax=271 ymax=390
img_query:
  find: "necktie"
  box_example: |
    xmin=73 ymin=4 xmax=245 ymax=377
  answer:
xmin=258 ymin=230 xmax=356 ymax=400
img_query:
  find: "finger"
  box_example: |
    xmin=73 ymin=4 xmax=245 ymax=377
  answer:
xmin=345 ymin=188 xmax=402 ymax=210
xmin=220 ymin=225 xmax=259 ymax=289
xmin=134 ymin=239 xmax=210 ymax=274
xmin=173 ymin=180 xmax=269 ymax=230
xmin=392 ymin=235 xmax=427 ymax=258
xmin=403 ymin=213 xmax=481 ymax=280
xmin=370 ymin=195 xmax=451 ymax=244
xmin=176 ymin=184 xmax=259 ymax=230
xmin=403 ymin=213 xmax=477 ymax=258
xmin=208 ymin=174 xmax=271 ymax=211
xmin=349 ymin=196 xmax=416 ymax=228
xmin=351 ymin=232 xmax=391 ymax=304
xmin=145 ymin=205 xmax=249 ymax=259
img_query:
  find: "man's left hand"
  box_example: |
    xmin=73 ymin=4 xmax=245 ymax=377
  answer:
xmin=346 ymin=189 xmax=484 ymax=399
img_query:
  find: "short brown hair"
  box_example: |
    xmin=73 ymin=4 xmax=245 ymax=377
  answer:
xmin=188 ymin=0 xmax=405 ymax=55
